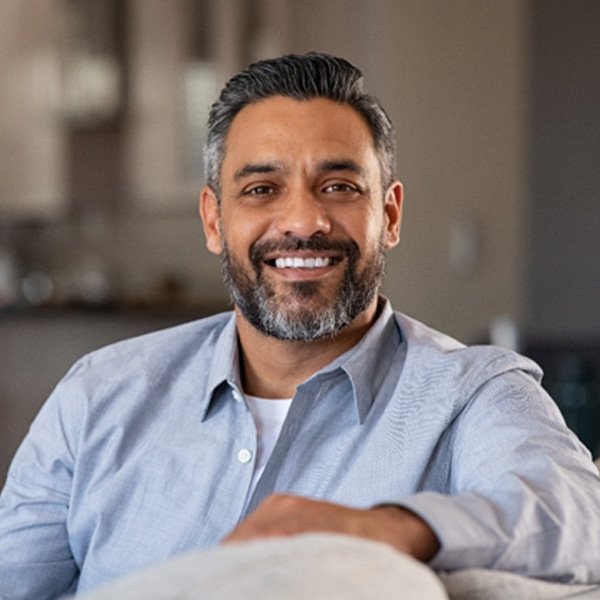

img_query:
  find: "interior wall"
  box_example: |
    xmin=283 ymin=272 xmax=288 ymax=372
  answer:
xmin=286 ymin=0 xmax=529 ymax=343
xmin=528 ymin=0 xmax=600 ymax=339
xmin=1 ymin=1 xmax=531 ymax=344
xmin=0 ymin=0 xmax=67 ymax=219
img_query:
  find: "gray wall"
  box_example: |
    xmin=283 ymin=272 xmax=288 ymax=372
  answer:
xmin=528 ymin=0 xmax=600 ymax=339
xmin=286 ymin=0 xmax=529 ymax=342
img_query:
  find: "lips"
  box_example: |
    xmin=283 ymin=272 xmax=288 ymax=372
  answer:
xmin=250 ymin=236 xmax=358 ymax=274
xmin=274 ymin=256 xmax=334 ymax=269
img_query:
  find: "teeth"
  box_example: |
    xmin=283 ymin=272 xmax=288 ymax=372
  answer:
xmin=274 ymin=256 xmax=331 ymax=269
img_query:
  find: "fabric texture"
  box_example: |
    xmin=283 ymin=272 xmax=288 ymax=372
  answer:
xmin=441 ymin=569 xmax=600 ymax=599
xmin=73 ymin=535 xmax=600 ymax=600
xmin=244 ymin=394 xmax=293 ymax=504
xmin=1 ymin=299 xmax=600 ymax=598
xmin=73 ymin=534 xmax=448 ymax=600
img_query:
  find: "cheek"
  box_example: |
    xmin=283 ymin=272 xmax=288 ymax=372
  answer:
xmin=222 ymin=211 xmax=270 ymax=257
xmin=345 ymin=211 xmax=385 ymax=251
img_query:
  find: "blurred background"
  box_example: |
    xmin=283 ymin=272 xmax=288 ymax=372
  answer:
xmin=1 ymin=0 xmax=599 ymax=481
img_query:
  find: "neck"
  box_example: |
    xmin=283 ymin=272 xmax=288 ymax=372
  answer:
xmin=235 ymin=299 xmax=380 ymax=398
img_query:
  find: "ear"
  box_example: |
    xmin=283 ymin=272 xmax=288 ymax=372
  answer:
xmin=199 ymin=186 xmax=223 ymax=255
xmin=383 ymin=181 xmax=403 ymax=249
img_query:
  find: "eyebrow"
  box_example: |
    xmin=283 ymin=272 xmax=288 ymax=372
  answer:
xmin=316 ymin=159 xmax=366 ymax=178
xmin=233 ymin=162 xmax=286 ymax=182
xmin=232 ymin=158 xmax=367 ymax=182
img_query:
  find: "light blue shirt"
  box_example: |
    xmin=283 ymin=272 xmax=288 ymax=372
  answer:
xmin=1 ymin=299 xmax=600 ymax=598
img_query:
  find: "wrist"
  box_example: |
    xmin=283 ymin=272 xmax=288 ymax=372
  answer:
xmin=367 ymin=505 xmax=440 ymax=561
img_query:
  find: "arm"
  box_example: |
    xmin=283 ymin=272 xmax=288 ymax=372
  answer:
xmin=397 ymin=369 xmax=600 ymax=582
xmin=0 ymin=371 xmax=81 ymax=599
xmin=225 ymin=368 xmax=600 ymax=582
xmin=223 ymin=494 xmax=440 ymax=561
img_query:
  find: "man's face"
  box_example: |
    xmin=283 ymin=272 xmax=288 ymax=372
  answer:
xmin=201 ymin=96 xmax=402 ymax=341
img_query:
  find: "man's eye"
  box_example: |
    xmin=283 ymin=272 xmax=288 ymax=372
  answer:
xmin=244 ymin=185 xmax=274 ymax=196
xmin=323 ymin=183 xmax=358 ymax=193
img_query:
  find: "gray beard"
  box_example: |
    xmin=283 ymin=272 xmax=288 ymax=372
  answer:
xmin=219 ymin=234 xmax=386 ymax=341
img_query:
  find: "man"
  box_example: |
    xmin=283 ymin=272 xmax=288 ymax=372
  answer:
xmin=1 ymin=52 xmax=600 ymax=598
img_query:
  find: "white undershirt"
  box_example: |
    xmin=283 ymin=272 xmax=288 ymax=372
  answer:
xmin=244 ymin=394 xmax=292 ymax=499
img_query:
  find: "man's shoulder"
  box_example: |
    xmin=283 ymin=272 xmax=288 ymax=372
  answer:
xmin=393 ymin=312 xmax=466 ymax=353
xmin=392 ymin=311 xmax=542 ymax=385
xmin=70 ymin=310 xmax=235 ymax=376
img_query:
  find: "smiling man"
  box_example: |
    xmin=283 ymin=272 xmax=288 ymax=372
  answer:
xmin=1 ymin=53 xmax=600 ymax=599
xmin=201 ymin=95 xmax=401 ymax=397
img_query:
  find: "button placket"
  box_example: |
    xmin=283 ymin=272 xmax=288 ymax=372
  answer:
xmin=234 ymin=394 xmax=256 ymax=471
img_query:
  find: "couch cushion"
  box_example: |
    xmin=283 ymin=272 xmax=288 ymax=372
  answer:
xmin=440 ymin=569 xmax=600 ymax=599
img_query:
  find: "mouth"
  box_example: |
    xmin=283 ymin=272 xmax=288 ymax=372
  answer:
xmin=265 ymin=255 xmax=344 ymax=270
xmin=250 ymin=236 xmax=357 ymax=279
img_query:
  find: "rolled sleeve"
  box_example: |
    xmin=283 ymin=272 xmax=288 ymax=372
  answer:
xmin=395 ymin=370 xmax=600 ymax=582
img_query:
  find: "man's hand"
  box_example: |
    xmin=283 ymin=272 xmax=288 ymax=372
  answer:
xmin=222 ymin=494 xmax=440 ymax=561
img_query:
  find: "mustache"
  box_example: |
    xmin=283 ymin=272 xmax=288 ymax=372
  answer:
xmin=249 ymin=235 xmax=360 ymax=269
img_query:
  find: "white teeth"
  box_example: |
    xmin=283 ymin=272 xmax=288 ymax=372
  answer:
xmin=274 ymin=257 xmax=331 ymax=269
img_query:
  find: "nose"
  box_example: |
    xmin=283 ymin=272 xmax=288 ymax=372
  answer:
xmin=274 ymin=187 xmax=332 ymax=238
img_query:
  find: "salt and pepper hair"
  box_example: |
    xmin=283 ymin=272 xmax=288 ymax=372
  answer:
xmin=203 ymin=52 xmax=397 ymax=197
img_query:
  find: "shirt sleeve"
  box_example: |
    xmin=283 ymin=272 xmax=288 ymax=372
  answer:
xmin=0 ymin=364 xmax=83 ymax=599
xmin=395 ymin=368 xmax=600 ymax=583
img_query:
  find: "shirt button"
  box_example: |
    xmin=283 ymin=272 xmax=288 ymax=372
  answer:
xmin=232 ymin=390 xmax=242 ymax=402
xmin=237 ymin=448 xmax=252 ymax=463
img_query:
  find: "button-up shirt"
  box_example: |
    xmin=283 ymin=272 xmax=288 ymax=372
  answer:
xmin=1 ymin=300 xmax=600 ymax=598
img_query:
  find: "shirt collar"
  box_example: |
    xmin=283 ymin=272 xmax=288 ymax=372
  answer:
xmin=200 ymin=312 xmax=242 ymax=421
xmin=308 ymin=297 xmax=404 ymax=423
xmin=201 ymin=297 xmax=403 ymax=423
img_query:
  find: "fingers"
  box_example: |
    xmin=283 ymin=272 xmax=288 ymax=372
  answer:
xmin=222 ymin=494 xmax=355 ymax=544
xmin=222 ymin=494 xmax=440 ymax=561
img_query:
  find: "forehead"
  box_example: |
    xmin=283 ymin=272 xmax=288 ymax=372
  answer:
xmin=221 ymin=96 xmax=380 ymax=178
